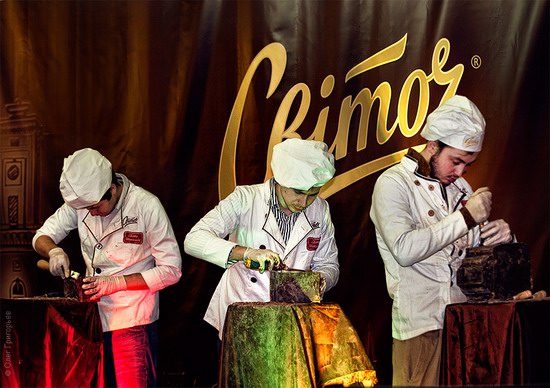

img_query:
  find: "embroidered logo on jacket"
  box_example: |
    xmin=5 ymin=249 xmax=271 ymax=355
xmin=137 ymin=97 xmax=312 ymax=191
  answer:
xmin=307 ymin=237 xmax=320 ymax=251
xmin=123 ymin=231 xmax=143 ymax=245
xmin=122 ymin=216 xmax=138 ymax=227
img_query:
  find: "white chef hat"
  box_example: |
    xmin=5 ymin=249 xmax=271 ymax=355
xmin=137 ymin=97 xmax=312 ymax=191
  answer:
xmin=420 ymin=95 xmax=486 ymax=152
xmin=59 ymin=148 xmax=112 ymax=209
xmin=271 ymin=139 xmax=335 ymax=190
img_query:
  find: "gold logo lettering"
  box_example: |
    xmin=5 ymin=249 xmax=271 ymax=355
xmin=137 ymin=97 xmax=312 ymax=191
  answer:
xmin=219 ymin=35 xmax=463 ymax=199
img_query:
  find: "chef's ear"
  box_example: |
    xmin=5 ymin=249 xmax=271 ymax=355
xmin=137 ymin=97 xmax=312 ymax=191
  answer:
xmin=426 ymin=141 xmax=440 ymax=156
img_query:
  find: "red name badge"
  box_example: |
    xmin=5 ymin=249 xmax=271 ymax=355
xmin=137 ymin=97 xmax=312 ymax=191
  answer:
xmin=123 ymin=231 xmax=144 ymax=245
xmin=307 ymin=237 xmax=320 ymax=251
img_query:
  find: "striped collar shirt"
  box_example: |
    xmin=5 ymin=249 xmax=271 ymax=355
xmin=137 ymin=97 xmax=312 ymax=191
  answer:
xmin=270 ymin=179 xmax=300 ymax=244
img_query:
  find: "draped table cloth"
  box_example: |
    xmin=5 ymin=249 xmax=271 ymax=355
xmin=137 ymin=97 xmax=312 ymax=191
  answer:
xmin=1 ymin=297 xmax=103 ymax=387
xmin=441 ymin=298 xmax=550 ymax=386
xmin=220 ymin=302 xmax=377 ymax=387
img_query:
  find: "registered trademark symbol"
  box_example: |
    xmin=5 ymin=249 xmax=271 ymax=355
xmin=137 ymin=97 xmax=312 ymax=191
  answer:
xmin=471 ymin=55 xmax=482 ymax=69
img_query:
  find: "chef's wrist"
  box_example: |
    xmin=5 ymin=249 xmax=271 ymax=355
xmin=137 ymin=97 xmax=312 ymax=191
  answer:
xmin=48 ymin=247 xmax=66 ymax=258
xmin=460 ymin=207 xmax=477 ymax=229
xmin=228 ymin=245 xmax=247 ymax=261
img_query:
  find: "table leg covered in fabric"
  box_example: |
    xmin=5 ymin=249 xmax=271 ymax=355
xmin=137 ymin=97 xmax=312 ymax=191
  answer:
xmin=441 ymin=298 xmax=550 ymax=386
xmin=220 ymin=302 xmax=377 ymax=387
xmin=1 ymin=298 xmax=103 ymax=387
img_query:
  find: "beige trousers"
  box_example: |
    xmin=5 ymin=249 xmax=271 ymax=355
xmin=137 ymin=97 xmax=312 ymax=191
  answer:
xmin=392 ymin=329 xmax=442 ymax=387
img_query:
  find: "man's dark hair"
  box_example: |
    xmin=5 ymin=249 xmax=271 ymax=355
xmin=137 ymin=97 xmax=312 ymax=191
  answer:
xmin=99 ymin=171 xmax=119 ymax=201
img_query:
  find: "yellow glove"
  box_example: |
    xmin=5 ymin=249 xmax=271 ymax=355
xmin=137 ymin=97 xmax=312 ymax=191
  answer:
xmin=243 ymin=248 xmax=280 ymax=274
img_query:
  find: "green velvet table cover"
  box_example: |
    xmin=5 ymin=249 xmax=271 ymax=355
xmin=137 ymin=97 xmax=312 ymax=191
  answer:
xmin=220 ymin=302 xmax=377 ymax=387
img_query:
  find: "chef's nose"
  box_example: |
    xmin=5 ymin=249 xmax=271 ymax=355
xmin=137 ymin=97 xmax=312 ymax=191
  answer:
xmin=455 ymin=164 xmax=467 ymax=177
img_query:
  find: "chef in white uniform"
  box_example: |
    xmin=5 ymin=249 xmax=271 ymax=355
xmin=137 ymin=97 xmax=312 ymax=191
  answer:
xmin=33 ymin=148 xmax=182 ymax=387
xmin=184 ymin=138 xmax=339 ymax=339
xmin=370 ymin=95 xmax=514 ymax=386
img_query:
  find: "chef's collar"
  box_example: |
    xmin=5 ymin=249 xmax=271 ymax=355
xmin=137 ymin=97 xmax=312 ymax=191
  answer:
xmin=407 ymin=148 xmax=431 ymax=177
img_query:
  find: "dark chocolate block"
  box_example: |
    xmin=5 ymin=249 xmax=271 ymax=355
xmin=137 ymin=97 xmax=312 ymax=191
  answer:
xmin=63 ymin=277 xmax=86 ymax=301
xmin=270 ymin=270 xmax=321 ymax=303
xmin=457 ymin=242 xmax=532 ymax=301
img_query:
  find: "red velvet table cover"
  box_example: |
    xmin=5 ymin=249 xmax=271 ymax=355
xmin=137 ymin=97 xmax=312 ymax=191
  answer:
xmin=220 ymin=302 xmax=377 ymax=387
xmin=441 ymin=298 xmax=550 ymax=386
xmin=1 ymin=297 xmax=103 ymax=387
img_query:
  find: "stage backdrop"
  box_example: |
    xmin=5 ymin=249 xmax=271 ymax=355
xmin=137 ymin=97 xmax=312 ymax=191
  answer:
xmin=1 ymin=0 xmax=548 ymax=385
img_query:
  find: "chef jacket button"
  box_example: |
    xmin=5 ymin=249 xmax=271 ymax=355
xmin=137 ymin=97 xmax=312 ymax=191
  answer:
xmin=250 ymin=277 xmax=257 ymax=283
xmin=458 ymin=250 xmax=463 ymax=256
xmin=428 ymin=184 xmax=435 ymax=191
xmin=259 ymin=245 xmax=266 ymax=249
xmin=95 ymin=243 xmax=103 ymax=250
xmin=95 ymin=268 xmax=102 ymax=274
xmin=414 ymin=180 xmax=420 ymax=186
xmin=428 ymin=210 xmax=435 ymax=217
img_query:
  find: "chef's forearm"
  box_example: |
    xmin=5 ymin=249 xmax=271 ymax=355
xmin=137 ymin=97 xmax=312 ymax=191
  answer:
xmin=123 ymin=273 xmax=150 ymax=290
xmin=33 ymin=235 xmax=59 ymax=258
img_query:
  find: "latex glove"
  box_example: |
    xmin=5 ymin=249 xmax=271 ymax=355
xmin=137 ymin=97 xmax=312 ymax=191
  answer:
xmin=319 ymin=274 xmax=327 ymax=294
xmin=481 ymin=219 xmax=513 ymax=246
xmin=48 ymin=247 xmax=71 ymax=278
xmin=243 ymin=248 xmax=280 ymax=274
xmin=82 ymin=276 xmax=127 ymax=301
xmin=464 ymin=187 xmax=492 ymax=224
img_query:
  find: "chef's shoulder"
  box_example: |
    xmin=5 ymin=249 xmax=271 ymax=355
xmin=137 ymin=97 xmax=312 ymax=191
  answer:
xmin=124 ymin=180 xmax=166 ymax=211
xmin=221 ymin=181 xmax=270 ymax=206
xmin=373 ymin=162 xmax=412 ymax=193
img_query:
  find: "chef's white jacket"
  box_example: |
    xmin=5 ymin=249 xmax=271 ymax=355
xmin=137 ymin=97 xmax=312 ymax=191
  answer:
xmin=370 ymin=152 xmax=480 ymax=340
xmin=33 ymin=174 xmax=182 ymax=332
xmin=184 ymin=179 xmax=339 ymax=337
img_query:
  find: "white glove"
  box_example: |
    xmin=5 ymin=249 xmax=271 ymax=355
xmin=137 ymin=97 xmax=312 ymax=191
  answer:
xmin=465 ymin=187 xmax=492 ymax=224
xmin=481 ymin=219 xmax=513 ymax=246
xmin=243 ymin=248 xmax=280 ymax=273
xmin=48 ymin=247 xmax=70 ymax=278
xmin=319 ymin=273 xmax=327 ymax=294
xmin=82 ymin=276 xmax=127 ymax=301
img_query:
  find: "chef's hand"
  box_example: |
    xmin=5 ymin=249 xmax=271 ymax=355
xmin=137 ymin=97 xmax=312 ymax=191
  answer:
xmin=465 ymin=187 xmax=492 ymax=224
xmin=481 ymin=219 xmax=513 ymax=246
xmin=82 ymin=276 xmax=127 ymax=301
xmin=48 ymin=247 xmax=71 ymax=278
xmin=243 ymin=248 xmax=280 ymax=274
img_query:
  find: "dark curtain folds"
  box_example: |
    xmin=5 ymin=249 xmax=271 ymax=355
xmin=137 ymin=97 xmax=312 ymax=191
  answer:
xmin=1 ymin=0 xmax=548 ymax=385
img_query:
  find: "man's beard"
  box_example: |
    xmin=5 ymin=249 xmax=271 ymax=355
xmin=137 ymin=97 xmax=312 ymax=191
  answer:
xmin=429 ymin=152 xmax=451 ymax=186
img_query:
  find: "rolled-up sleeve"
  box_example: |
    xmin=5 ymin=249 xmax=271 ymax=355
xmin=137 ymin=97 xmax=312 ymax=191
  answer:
xmin=32 ymin=203 xmax=79 ymax=249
